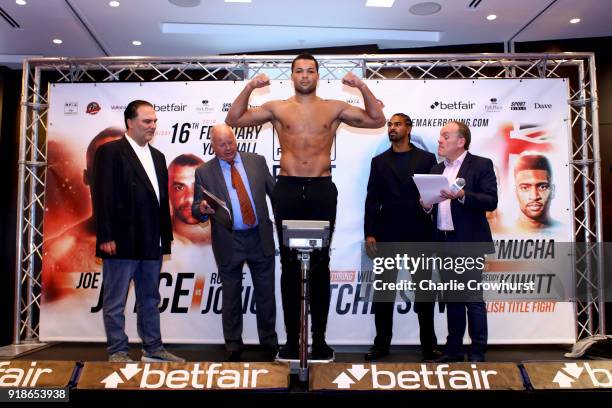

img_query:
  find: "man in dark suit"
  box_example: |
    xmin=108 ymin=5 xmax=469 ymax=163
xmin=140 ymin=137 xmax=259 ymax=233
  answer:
xmin=421 ymin=120 xmax=497 ymax=362
xmin=364 ymin=113 xmax=439 ymax=361
xmin=92 ymin=100 xmax=184 ymax=363
xmin=192 ymin=124 xmax=278 ymax=361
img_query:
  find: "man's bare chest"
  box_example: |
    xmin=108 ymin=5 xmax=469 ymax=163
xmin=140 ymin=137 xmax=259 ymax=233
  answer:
xmin=274 ymin=104 xmax=338 ymax=134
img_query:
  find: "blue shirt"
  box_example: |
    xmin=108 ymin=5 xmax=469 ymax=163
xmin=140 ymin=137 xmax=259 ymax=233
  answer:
xmin=219 ymin=153 xmax=259 ymax=230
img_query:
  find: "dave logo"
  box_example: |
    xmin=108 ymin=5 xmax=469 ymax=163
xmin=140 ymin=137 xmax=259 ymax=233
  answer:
xmin=553 ymin=363 xmax=612 ymax=388
xmin=86 ymin=102 xmax=101 ymax=115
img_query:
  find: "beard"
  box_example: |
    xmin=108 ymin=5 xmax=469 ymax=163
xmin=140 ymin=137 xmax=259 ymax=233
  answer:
xmin=388 ymin=132 xmax=408 ymax=143
xmin=294 ymin=82 xmax=317 ymax=95
xmin=175 ymin=204 xmax=199 ymax=225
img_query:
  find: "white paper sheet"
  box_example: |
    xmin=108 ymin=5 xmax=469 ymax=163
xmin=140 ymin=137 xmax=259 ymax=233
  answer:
xmin=412 ymin=174 xmax=450 ymax=206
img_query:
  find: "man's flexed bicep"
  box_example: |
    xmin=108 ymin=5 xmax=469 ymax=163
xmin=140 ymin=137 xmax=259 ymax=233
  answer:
xmin=339 ymin=73 xmax=386 ymax=129
xmin=339 ymin=103 xmax=386 ymax=129
xmin=225 ymin=74 xmax=275 ymax=127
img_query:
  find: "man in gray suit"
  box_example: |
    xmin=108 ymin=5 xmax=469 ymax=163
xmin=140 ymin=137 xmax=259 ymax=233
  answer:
xmin=192 ymin=124 xmax=277 ymax=361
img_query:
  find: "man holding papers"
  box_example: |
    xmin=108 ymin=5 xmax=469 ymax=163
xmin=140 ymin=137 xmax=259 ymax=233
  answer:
xmin=364 ymin=113 xmax=439 ymax=361
xmin=192 ymin=124 xmax=278 ymax=362
xmin=420 ymin=120 xmax=497 ymax=362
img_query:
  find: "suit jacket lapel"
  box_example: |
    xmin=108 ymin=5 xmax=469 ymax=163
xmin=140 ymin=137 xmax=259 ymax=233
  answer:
xmin=457 ymin=151 xmax=472 ymax=181
xmin=151 ymin=147 xmax=165 ymax=203
xmin=211 ymin=157 xmax=233 ymax=215
xmin=120 ymin=137 xmax=157 ymax=199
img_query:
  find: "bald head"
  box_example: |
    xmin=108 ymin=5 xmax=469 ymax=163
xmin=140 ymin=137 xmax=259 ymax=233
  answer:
xmin=211 ymin=124 xmax=238 ymax=162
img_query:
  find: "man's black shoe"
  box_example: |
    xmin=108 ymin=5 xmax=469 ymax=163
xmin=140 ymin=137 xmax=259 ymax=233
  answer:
xmin=277 ymin=344 xmax=299 ymax=360
xmin=422 ymin=349 xmax=443 ymax=362
xmin=364 ymin=347 xmax=390 ymax=361
xmin=433 ymin=354 xmax=465 ymax=363
xmin=262 ymin=345 xmax=279 ymax=361
xmin=311 ymin=341 xmax=335 ymax=360
xmin=225 ymin=350 xmax=242 ymax=362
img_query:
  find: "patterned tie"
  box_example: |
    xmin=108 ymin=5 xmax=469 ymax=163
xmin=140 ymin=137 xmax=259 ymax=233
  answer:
xmin=229 ymin=160 xmax=256 ymax=226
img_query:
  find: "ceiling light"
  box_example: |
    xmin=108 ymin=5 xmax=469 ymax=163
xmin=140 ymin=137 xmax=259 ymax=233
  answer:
xmin=366 ymin=0 xmax=395 ymax=7
xmin=168 ymin=0 xmax=201 ymax=6
xmin=52 ymin=38 xmax=63 ymax=44
xmin=409 ymin=2 xmax=441 ymax=15
xmin=487 ymin=14 xmax=497 ymax=21
xmin=570 ymin=18 xmax=580 ymax=24
xmin=132 ymin=40 xmax=142 ymax=46
xmin=16 ymin=0 xmax=27 ymax=5
xmin=109 ymin=1 xmax=120 ymax=7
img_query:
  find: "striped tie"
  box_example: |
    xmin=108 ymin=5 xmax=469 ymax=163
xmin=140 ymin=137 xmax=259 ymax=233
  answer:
xmin=229 ymin=160 xmax=256 ymax=226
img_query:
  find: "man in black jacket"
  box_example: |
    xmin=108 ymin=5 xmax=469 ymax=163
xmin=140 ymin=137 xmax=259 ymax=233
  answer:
xmin=364 ymin=113 xmax=439 ymax=361
xmin=93 ymin=100 xmax=184 ymax=363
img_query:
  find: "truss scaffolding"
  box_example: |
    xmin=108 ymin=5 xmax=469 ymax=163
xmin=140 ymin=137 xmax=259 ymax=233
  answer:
xmin=12 ymin=53 xmax=604 ymax=345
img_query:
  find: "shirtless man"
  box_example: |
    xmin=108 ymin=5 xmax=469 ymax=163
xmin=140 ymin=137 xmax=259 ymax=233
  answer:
xmin=225 ymin=53 xmax=385 ymax=360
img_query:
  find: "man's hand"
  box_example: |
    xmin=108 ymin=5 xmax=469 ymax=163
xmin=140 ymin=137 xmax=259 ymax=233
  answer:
xmin=342 ymin=72 xmax=365 ymax=89
xmin=248 ymin=74 xmax=270 ymax=90
xmin=100 ymin=241 xmax=117 ymax=256
xmin=440 ymin=189 xmax=465 ymax=201
xmin=365 ymin=236 xmax=377 ymax=259
xmin=199 ymin=200 xmax=215 ymax=215
xmin=419 ymin=198 xmax=433 ymax=211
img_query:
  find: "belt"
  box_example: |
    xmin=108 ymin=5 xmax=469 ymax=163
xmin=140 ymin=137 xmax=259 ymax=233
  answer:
xmin=234 ymin=226 xmax=258 ymax=235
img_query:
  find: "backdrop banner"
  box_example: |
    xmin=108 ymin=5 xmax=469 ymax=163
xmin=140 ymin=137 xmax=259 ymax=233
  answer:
xmin=41 ymin=78 xmax=575 ymax=344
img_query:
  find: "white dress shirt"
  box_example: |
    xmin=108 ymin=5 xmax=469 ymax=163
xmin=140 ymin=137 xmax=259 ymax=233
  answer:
xmin=437 ymin=150 xmax=468 ymax=231
xmin=125 ymin=134 xmax=160 ymax=203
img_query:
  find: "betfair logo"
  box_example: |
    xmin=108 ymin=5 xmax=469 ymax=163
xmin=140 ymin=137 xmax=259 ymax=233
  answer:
xmin=101 ymin=363 xmax=270 ymax=389
xmin=430 ymin=101 xmax=475 ymax=110
xmin=333 ymin=363 xmax=499 ymax=390
xmin=101 ymin=363 xmax=141 ymax=388
xmin=553 ymin=363 xmax=612 ymax=388
xmin=0 ymin=362 xmax=54 ymax=387
xmin=332 ymin=364 xmax=370 ymax=389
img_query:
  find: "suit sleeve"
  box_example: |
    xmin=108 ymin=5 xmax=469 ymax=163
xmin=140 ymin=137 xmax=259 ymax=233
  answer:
xmin=364 ymin=159 xmax=381 ymax=238
xmin=159 ymin=154 xmax=174 ymax=242
xmin=463 ymin=158 xmax=498 ymax=212
xmin=427 ymin=152 xmax=437 ymax=171
xmin=261 ymin=156 xmax=276 ymax=198
xmin=92 ymin=145 xmax=116 ymax=243
xmin=191 ymin=168 xmax=209 ymax=222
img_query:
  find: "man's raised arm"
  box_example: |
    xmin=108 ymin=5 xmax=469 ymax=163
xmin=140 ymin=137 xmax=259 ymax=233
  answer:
xmin=339 ymin=72 xmax=386 ymax=129
xmin=225 ymin=74 xmax=274 ymax=127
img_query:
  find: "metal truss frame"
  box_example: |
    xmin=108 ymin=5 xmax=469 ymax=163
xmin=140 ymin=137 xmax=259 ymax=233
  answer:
xmin=11 ymin=53 xmax=604 ymax=346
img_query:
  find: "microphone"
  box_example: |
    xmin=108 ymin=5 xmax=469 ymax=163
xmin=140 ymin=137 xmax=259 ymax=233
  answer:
xmin=450 ymin=178 xmax=466 ymax=194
